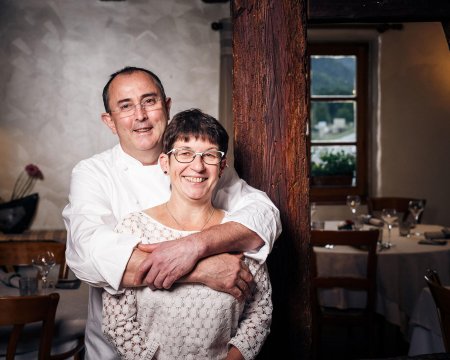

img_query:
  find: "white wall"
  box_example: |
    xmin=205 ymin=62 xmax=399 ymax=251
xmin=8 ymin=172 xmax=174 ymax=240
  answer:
xmin=0 ymin=0 xmax=229 ymax=229
xmin=310 ymin=23 xmax=450 ymax=226
xmin=378 ymin=22 xmax=450 ymax=226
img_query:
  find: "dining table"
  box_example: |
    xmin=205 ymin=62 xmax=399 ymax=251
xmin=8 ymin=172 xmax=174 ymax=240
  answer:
xmin=315 ymin=222 xmax=450 ymax=335
xmin=0 ymin=272 xmax=88 ymax=359
xmin=408 ymin=286 xmax=446 ymax=356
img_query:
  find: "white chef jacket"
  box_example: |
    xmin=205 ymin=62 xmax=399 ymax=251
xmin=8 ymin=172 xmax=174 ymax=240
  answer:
xmin=62 ymin=144 xmax=281 ymax=359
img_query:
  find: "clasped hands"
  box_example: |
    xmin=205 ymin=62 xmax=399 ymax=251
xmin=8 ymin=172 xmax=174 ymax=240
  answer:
xmin=133 ymin=237 xmax=254 ymax=301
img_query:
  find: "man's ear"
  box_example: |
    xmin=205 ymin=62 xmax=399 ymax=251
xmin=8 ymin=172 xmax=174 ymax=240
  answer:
xmin=164 ymin=97 xmax=172 ymax=118
xmin=159 ymin=153 xmax=169 ymax=174
xmin=101 ymin=113 xmax=118 ymax=135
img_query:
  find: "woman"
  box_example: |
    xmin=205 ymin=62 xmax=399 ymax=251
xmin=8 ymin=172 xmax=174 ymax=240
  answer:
xmin=102 ymin=109 xmax=272 ymax=360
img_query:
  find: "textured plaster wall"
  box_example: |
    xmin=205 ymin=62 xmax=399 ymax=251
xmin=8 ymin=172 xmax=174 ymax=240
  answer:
xmin=0 ymin=0 xmax=229 ymax=229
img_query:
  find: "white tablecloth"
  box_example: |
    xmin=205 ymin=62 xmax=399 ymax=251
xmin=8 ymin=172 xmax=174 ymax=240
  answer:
xmin=315 ymin=223 xmax=450 ymax=334
xmin=408 ymin=286 xmax=446 ymax=356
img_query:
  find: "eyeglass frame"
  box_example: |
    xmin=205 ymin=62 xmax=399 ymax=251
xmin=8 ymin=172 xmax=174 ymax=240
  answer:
xmin=109 ymin=96 xmax=163 ymax=118
xmin=167 ymin=148 xmax=225 ymax=165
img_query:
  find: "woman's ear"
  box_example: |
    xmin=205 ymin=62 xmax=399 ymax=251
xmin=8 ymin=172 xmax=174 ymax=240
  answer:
xmin=219 ymin=158 xmax=227 ymax=177
xmin=159 ymin=153 xmax=169 ymax=174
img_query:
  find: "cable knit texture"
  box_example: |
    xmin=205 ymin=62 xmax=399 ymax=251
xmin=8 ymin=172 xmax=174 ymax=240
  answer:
xmin=102 ymin=211 xmax=272 ymax=359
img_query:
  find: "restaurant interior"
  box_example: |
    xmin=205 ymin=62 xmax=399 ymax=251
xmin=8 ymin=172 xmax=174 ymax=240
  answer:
xmin=0 ymin=0 xmax=450 ymax=359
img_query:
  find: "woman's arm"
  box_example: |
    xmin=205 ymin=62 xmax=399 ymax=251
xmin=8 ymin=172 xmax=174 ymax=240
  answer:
xmin=102 ymin=289 xmax=159 ymax=359
xmin=228 ymin=260 xmax=273 ymax=360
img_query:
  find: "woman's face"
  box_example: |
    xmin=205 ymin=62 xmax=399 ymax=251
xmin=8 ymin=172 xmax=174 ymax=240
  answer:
xmin=160 ymin=137 xmax=226 ymax=203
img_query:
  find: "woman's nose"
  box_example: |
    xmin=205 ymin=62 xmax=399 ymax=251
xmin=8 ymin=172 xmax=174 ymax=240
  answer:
xmin=190 ymin=154 xmax=206 ymax=170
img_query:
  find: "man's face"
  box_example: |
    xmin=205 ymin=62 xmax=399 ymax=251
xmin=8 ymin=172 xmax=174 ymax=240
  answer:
xmin=102 ymin=71 xmax=171 ymax=164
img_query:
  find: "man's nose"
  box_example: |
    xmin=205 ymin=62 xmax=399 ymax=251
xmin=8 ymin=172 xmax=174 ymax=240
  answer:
xmin=134 ymin=104 xmax=147 ymax=120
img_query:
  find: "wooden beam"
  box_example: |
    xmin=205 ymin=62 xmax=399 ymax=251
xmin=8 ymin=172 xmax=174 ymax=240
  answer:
xmin=232 ymin=0 xmax=311 ymax=358
xmin=308 ymin=0 xmax=450 ymax=23
xmin=442 ymin=21 xmax=450 ymax=50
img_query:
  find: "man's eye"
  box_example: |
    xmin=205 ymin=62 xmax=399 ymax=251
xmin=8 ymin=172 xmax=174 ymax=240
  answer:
xmin=119 ymin=103 xmax=133 ymax=111
xmin=142 ymin=97 xmax=157 ymax=106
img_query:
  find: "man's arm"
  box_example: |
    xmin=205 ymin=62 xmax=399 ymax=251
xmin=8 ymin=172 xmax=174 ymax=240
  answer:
xmin=63 ymin=158 xmax=140 ymax=293
xmin=128 ymin=166 xmax=281 ymax=290
xmin=123 ymin=247 xmax=253 ymax=301
xmin=134 ymin=221 xmax=260 ymax=289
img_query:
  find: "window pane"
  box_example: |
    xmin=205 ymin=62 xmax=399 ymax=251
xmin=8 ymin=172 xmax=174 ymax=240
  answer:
xmin=311 ymin=55 xmax=356 ymax=97
xmin=311 ymin=101 xmax=356 ymax=143
xmin=311 ymin=146 xmax=356 ymax=187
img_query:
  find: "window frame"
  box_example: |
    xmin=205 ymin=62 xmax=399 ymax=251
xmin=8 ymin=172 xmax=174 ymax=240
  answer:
xmin=308 ymin=42 xmax=369 ymax=203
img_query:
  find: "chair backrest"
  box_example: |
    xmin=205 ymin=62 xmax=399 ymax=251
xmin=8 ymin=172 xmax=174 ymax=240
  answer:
xmin=0 ymin=293 xmax=59 ymax=360
xmin=425 ymin=270 xmax=450 ymax=352
xmin=311 ymin=229 xmax=380 ymax=313
xmin=0 ymin=241 xmax=68 ymax=279
xmin=367 ymin=197 xmax=426 ymax=223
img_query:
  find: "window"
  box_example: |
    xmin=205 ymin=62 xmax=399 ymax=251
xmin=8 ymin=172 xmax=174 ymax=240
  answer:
xmin=308 ymin=43 xmax=369 ymax=203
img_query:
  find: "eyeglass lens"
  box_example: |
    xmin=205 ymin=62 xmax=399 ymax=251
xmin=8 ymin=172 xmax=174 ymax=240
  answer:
xmin=115 ymin=96 xmax=161 ymax=118
xmin=172 ymin=149 xmax=223 ymax=165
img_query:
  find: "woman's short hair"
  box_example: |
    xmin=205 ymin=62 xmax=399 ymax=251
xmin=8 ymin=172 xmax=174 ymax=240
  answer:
xmin=163 ymin=109 xmax=229 ymax=155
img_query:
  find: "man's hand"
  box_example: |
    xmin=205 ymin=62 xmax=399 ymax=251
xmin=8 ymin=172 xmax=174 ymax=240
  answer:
xmin=134 ymin=237 xmax=202 ymax=289
xmin=186 ymin=253 xmax=254 ymax=302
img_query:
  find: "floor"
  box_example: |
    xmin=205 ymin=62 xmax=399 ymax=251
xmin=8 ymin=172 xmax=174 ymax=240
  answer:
xmin=317 ymin=315 xmax=410 ymax=360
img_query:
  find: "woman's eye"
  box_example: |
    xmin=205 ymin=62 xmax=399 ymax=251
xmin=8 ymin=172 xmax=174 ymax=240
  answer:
xmin=204 ymin=152 xmax=217 ymax=159
xmin=178 ymin=151 xmax=193 ymax=157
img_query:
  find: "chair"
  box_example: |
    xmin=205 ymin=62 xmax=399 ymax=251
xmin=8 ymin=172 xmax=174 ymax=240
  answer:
xmin=0 ymin=293 xmax=59 ymax=359
xmin=0 ymin=293 xmax=85 ymax=360
xmin=0 ymin=240 xmax=68 ymax=279
xmin=311 ymin=229 xmax=380 ymax=359
xmin=424 ymin=269 xmax=450 ymax=352
xmin=367 ymin=197 xmax=426 ymax=223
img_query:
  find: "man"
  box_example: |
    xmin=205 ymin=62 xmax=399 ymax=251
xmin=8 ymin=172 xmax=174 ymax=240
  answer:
xmin=63 ymin=66 xmax=281 ymax=359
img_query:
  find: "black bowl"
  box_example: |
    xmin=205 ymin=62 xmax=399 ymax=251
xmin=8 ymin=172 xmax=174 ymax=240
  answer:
xmin=0 ymin=193 xmax=39 ymax=234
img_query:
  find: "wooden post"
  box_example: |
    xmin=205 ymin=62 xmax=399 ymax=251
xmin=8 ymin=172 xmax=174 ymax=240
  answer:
xmin=232 ymin=0 xmax=311 ymax=358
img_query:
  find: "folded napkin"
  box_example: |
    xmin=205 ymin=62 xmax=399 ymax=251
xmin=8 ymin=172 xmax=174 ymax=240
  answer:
xmin=424 ymin=228 xmax=450 ymax=240
xmin=0 ymin=269 xmax=21 ymax=288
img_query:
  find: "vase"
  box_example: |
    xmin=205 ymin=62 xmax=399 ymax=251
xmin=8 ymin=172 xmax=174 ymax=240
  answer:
xmin=0 ymin=193 xmax=39 ymax=234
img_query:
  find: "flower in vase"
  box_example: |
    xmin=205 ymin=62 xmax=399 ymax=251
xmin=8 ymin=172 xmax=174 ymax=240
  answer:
xmin=10 ymin=164 xmax=44 ymax=201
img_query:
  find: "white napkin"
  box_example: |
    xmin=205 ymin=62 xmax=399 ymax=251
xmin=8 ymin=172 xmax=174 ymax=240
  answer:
xmin=0 ymin=269 xmax=21 ymax=288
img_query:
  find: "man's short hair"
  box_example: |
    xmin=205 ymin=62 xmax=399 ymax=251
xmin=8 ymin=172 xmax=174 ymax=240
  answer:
xmin=102 ymin=66 xmax=166 ymax=113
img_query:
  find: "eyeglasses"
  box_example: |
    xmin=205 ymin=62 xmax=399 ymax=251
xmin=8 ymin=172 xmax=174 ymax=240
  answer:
xmin=110 ymin=96 xmax=162 ymax=118
xmin=167 ymin=148 xmax=225 ymax=165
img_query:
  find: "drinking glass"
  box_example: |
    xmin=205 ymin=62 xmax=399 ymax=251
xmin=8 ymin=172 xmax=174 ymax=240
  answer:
xmin=32 ymin=251 xmax=56 ymax=292
xmin=346 ymin=195 xmax=361 ymax=216
xmin=408 ymin=200 xmax=425 ymax=226
xmin=381 ymin=208 xmax=398 ymax=249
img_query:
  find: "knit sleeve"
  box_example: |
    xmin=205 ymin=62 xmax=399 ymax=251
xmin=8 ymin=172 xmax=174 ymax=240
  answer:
xmin=102 ymin=289 xmax=159 ymax=359
xmin=228 ymin=260 xmax=273 ymax=360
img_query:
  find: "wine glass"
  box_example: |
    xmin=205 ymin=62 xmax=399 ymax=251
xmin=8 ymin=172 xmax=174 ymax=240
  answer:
xmin=381 ymin=208 xmax=398 ymax=249
xmin=346 ymin=195 xmax=361 ymax=226
xmin=408 ymin=200 xmax=424 ymax=227
xmin=32 ymin=251 xmax=56 ymax=292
